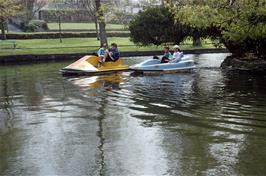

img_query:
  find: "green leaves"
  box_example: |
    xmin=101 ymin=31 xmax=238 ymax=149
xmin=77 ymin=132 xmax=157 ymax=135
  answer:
xmin=0 ymin=0 xmax=21 ymax=21
xmin=171 ymin=0 xmax=266 ymax=57
xmin=128 ymin=7 xmax=189 ymax=46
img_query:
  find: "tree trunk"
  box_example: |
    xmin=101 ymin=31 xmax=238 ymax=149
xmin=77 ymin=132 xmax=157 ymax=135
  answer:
xmin=95 ymin=17 xmax=100 ymax=40
xmin=25 ymin=0 xmax=34 ymax=24
xmin=5 ymin=20 xmax=9 ymax=33
xmin=98 ymin=22 xmax=107 ymax=46
xmin=58 ymin=16 xmax=62 ymax=43
xmin=192 ymin=36 xmax=201 ymax=47
xmin=95 ymin=0 xmax=108 ymax=46
xmin=1 ymin=20 xmax=6 ymax=40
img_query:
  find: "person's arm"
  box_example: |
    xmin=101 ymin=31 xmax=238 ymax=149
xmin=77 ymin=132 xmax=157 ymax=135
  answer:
xmin=169 ymin=53 xmax=173 ymax=59
xmin=112 ymin=49 xmax=120 ymax=59
xmin=170 ymin=52 xmax=178 ymax=62
xmin=175 ymin=52 xmax=183 ymax=62
xmin=97 ymin=48 xmax=101 ymax=56
xmin=169 ymin=53 xmax=175 ymax=62
xmin=97 ymin=48 xmax=104 ymax=57
xmin=163 ymin=52 xmax=171 ymax=59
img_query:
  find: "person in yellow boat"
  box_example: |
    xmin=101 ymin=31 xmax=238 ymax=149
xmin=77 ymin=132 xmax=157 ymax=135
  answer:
xmin=97 ymin=43 xmax=108 ymax=67
xmin=105 ymin=43 xmax=120 ymax=62
xmin=98 ymin=43 xmax=120 ymax=67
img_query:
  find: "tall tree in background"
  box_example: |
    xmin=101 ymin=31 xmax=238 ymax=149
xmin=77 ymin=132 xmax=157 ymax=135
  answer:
xmin=80 ymin=0 xmax=99 ymax=40
xmin=22 ymin=0 xmax=48 ymax=24
xmin=95 ymin=0 xmax=108 ymax=46
xmin=0 ymin=0 xmax=21 ymax=40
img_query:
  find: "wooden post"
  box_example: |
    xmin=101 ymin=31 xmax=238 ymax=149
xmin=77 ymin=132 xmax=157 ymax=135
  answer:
xmin=95 ymin=17 xmax=99 ymax=40
xmin=0 ymin=20 xmax=6 ymax=40
xmin=59 ymin=15 xmax=62 ymax=43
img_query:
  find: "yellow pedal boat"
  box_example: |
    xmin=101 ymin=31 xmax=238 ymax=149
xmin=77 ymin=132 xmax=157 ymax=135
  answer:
xmin=61 ymin=55 xmax=129 ymax=76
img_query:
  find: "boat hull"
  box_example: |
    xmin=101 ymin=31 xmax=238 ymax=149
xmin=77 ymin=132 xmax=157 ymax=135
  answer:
xmin=61 ymin=55 xmax=129 ymax=76
xmin=130 ymin=57 xmax=196 ymax=74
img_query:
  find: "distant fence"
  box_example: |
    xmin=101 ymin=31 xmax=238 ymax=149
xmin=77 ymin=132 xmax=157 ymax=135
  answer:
xmin=14 ymin=44 xmax=224 ymax=51
xmin=6 ymin=32 xmax=130 ymax=40
xmin=48 ymin=29 xmax=128 ymax=32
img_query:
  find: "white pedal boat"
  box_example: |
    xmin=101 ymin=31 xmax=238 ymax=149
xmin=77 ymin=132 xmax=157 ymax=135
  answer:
xmin=130 ymin=56 xmax=196 ymax=73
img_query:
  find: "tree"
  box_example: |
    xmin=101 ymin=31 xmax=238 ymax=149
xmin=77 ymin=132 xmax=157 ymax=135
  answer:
xmin=22 ymin=0 xmax=48 ymax=24
xmin=172 ymin=0 xmax=266 ymax=58
xmin=128 ymin=7 xmax=189 ymax=46
xmin=95 ymin=0 xmax=108 ymax=46
xmin=80 ymin=0 xmax=99 ymax=40
xmin=0 ymin=0 xmax=21 ymax=40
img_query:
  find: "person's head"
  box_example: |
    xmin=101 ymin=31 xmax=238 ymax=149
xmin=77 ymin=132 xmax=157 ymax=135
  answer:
xmin=111 ymin=43 xmax=118 ymax=49
xmin=102 ymin=43 xmax=107 ymax=49
xmin=164 ymin=46 xmax=170 ymax=53
xmin=173 ymin=45 xmax=181 ymax=52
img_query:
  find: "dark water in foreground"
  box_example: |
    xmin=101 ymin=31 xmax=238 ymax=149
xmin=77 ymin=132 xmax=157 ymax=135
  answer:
xmin=0 ymin=54 xmax=266 ymax=176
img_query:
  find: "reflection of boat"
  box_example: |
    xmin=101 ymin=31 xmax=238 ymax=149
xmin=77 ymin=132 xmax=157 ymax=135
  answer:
xmin=60 ymin=55 xmax=129 ymax=76
xmin=130 ymin=56 xmax=196 ymax=74
xmin=71 ymin=74 xmax=123 ymax=90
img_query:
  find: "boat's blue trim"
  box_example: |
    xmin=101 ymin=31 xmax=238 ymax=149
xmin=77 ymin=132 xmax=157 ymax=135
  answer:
xmin=130 ymin=57 xmax=195 ymax=71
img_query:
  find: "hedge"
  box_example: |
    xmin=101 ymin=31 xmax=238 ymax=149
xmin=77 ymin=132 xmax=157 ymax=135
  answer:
xmin=6 ymin=32 xmax=130 ymax=40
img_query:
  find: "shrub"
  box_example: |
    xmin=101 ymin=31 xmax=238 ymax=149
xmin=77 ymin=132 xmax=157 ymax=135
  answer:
xmin=25 ymin=20 xmax=48 ymax=32
xmin=129 ymin=7 xmax=189 ymax=46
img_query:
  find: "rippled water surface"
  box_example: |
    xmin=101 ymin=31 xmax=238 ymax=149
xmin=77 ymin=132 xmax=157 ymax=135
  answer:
xmin=0 ymin=54 xmax=266 ymax=176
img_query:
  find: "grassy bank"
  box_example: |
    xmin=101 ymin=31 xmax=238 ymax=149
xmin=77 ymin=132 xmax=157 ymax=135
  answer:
xmin=0 ymin=37 xmax=217 ymax=56
xmin=48 ymin=23 xmax=126 ymax=30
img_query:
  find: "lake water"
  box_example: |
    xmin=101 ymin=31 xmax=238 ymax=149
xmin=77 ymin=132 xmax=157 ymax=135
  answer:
xmin=0 ymin=54 xmax=266 ymax=176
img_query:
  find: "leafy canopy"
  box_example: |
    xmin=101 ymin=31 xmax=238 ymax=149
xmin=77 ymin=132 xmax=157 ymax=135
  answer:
xmin=0 ymin=0 xmax=21 ymax=21
xmin=171 ymin=0 xmax=266 ymax=56
xmin=128 ymin=7 xmax=189 ymax=46
xmin=172 ymin=0 xmax=266 ymax=41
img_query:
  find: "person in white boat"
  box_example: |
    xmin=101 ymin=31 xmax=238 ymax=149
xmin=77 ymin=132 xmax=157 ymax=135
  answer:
xmin=160 ymin=46 xmax=173 ymax=63
xmin=170 ymin=45 xmax=184 ymax=63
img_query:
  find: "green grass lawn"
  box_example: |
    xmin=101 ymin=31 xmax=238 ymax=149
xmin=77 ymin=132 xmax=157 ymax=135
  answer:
xmin=0 ymin=37 xmax=217 ymax=56
xmin=48 ymin=23 xmax=126 ymax=30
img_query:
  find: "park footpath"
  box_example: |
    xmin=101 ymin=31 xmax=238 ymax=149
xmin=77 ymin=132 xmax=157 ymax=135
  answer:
xmin=0 ymin=48 xmax=228 ymax=64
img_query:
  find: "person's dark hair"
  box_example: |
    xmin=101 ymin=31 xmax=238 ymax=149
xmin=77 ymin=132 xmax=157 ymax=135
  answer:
xmin=111 ymin=43 xmax=118 ymax=48
xmin=164 ymin=46 xmax=170 ymax=50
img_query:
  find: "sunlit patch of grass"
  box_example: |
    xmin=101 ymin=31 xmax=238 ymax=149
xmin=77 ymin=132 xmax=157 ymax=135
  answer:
xmin=47 ymin=23 xmax=126 ymax=30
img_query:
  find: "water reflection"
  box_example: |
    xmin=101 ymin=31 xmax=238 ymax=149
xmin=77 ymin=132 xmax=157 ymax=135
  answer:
xmin=69 ymin=73 xmax=123 ymax=91
xmin=0 ymin=54 xmax=266 ymax=175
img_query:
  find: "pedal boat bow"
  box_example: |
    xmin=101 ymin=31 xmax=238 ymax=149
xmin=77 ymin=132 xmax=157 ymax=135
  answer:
xmin=61 ymin=55 xmax=129 ymax=76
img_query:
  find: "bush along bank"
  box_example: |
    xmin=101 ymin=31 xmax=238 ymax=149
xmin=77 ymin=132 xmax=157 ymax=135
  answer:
xmin=221 ymin=55 xmax=266 ymax=74
xmin=6 ymin=32 xmax=130 ymax=40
